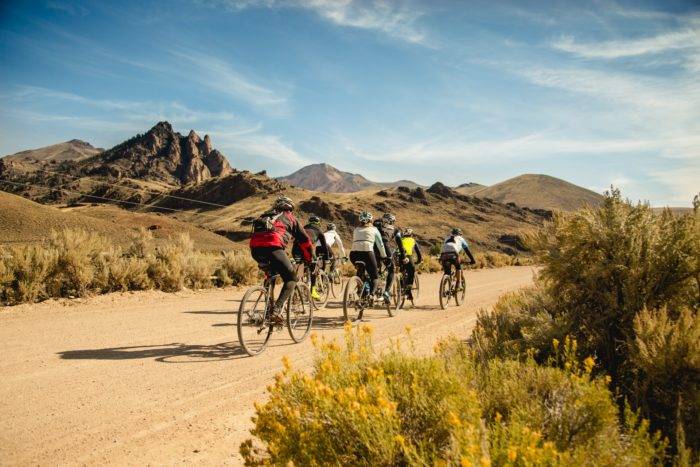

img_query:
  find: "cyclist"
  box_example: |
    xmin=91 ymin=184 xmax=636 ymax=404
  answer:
xmin=440 ymin=227 xmax=476 ymax=283
xmin=321 ymin=222 xmax=347 ymax=275
xmin=350 ymin=211 xmax=387 ymax=298
xmin=400 ymin=227 xmax=423 ymax=300
xmin=303 ymin=215 xmax=330 ymax=300
xmin=373 ymin=213 xmax=405 ymax=302
xmin=249 ymin=196 xmax=313 ymax=320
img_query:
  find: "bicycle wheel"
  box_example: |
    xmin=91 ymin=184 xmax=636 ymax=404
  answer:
xmin=413 ymin=274 xmax=420 ymax=301
xmin=343 ymin=276 xmax=363 ymax=322
xmin=439 ymin=274 xmax=452 ymax=310
xmin=238 ymin=285 xmax=273 ymax=356
xmin=391 ymin=273 xmax=401 ymax=311
xmin=455 ymin=270 xmax=466 ymax=305
xmin=398 ymin=273 xmax=407 ymax=309
xmin=328 ymin=270 xmax=337 ymax=298
xmin=287 ymin=283 xmax=312 ymax=342
xmin=312 ymin=272 xmax=331 ymax=309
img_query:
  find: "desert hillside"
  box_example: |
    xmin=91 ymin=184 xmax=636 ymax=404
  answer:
xmin=3 ymin=139 xmax=103 ymax=166
xmin=0 ymin=191 xmax=239 ymax=252
xmin=278 ymin=163 xmax=421 ymax=193
xmin=471 ymin=174 xmax=603 ymax=211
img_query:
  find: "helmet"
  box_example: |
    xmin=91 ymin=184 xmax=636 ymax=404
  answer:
xmin=326 ymin=222 xmax=336 ymax=231
xmin=404 ymin=227 xmax=414 ymax=237
xmin=273 ymin=195 xmax=294 ymax=211
xmin=309 ymin=215 xmax=321 ymax=225
xmin=451 ymin=227 xmax=462 ymax=236
xmin=358 ymin=211 xmax=373 ymax=224
xmin=382 ymin=213 xmax=396 ymax=224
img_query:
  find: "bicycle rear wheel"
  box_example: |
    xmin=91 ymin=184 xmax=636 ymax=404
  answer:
xmin=312 ymin=272 xmax=331 ymax=309
xmin=343 ymin=276 xmax=363 ymax=322
xmin=455 ymin=270 xmax=466 ymax=305
xmin=287 ymin=283 xmax=312 ymax=342
xmin=238 ymin=286 xmax=273 ymax=356
xmin=439 ymin=274 xmax=452 ymax=310
xmin=413 ymin=274 xmax=420 ymax=301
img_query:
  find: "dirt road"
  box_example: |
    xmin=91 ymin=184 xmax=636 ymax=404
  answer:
xmin=0 ymin=267 xmax=535 ymax=465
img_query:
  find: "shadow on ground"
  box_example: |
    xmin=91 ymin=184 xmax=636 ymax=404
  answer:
xmin=57 ymin=342 xmax=258 ymax=363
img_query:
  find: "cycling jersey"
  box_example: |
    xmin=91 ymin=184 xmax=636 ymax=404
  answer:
xmin=401 ymin=237 xmax=416 ymax=255
xmin=373 ymin=221 xmax=405 ymax=257
xmin=352 ymin=225 xmax=386 ymax=258
xmin=319 ymin=230 xmax=346 ymax=257
xmin=441 ymin=235 xmax=470 ymax=255
xmin=250 ymin=211 xmax=313 ymax=262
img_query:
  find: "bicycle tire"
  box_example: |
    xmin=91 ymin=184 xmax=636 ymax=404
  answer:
xmin=343 ymin=276 xmax=363 ymax=322
xmin=456 ymin=270 xmax=466 ymax=304
xmin=313 ymin=272 xmax=331 ymax=309
xmin=439 ymin=274 xmax=452 ymax=310
xmin=287 ymin=283 xmax=312 ymax=342
xmin=413 ymin=274 xmax=420 ymax=301
xmin=237 ymin=285 xmax=273 ymax=356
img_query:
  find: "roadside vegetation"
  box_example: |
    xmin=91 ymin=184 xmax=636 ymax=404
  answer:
xmin=242 ymin=190 xmax=699 ymax=465
xmin=0 ymin=228 xmax=258 ymax=306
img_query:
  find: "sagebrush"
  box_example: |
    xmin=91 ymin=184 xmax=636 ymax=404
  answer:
xmin=241 ymin=326 xmax=665 ymax=466
xmin=471 ymin=189 xmax=700 ymax=460
xmin=0 ymin=228 xmax=259 ymax=305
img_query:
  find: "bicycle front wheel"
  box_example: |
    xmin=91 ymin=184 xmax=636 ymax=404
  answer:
xmin=343 ymin=276 xmax=363 ymax=322
xmin=287 ymin=283 xmax=312 ymax=343
xmin=439 ymin=275 xmax=452 ymax=310
xmin=313 ymin=272 xmax=331 ymax=309
xmin=238 ymin=286 xmax=273 ymax=356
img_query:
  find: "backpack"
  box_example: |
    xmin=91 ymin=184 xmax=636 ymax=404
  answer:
xmin=252 ymin=212 xmax=282 ymax=234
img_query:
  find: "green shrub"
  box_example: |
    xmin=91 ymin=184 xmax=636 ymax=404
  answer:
xmin=474 ymin=189 xmax=700 ymax=459
xmin=242 ymin=328 xmax=665 ymax=466
xmin=217 ymin=250 xmax=258 ymax=286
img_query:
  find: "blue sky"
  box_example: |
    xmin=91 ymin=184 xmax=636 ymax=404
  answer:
xmin=0 ymin=0 xmax=698 ymax=206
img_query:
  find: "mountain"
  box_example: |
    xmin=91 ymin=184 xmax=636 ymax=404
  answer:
xmin=454 ymin=182 xmax=485 ymax=195
xmin=3 ymin=139 xmax=103 ymax=169
xmin=0 ymin=121 xmax=235 ymax=204
xmin=277 ymin=163 xmax=421 ymax=193
xmin=472 ymin=174 xmax=603 ymax=211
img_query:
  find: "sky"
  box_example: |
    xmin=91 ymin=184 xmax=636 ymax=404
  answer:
xmin=0 ymin=0 xmax=698 ymax=206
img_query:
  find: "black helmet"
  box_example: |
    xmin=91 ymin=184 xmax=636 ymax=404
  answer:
xmin=327 ymin=222 xmax=336 ymax=231
xmin=383 ymin=213 xmax=396 ymax=224
xmin=309 ymin=215 xmax=321 ymax=225
xmin=273 ymin=195 xmax=294 ymax=211
xmin=451 ymin=227 xmax=462 ymax=236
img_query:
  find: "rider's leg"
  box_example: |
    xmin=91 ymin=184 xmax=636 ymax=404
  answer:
xmin=366 ymin=252 xmax=380 ymax=295
xmin=268 ymin=248 xmax=297 ymax=310
xmin=384 ymin=248 xmax=395 ymax=292
xmin=404 ymin=256 xmax=415 ymax=289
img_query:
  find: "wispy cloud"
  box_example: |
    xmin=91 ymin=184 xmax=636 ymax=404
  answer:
xmin=210 ymin=0 xmax=429 ymax=45
xmin=552 ymin=29 xmax=699 ymax=59
xmin=169 ymin=48 xmax=291 ymax=116
xmin=212 ymin=127 xmax=310 ymax=167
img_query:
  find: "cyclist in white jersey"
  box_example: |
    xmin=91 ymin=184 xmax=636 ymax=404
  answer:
xmin=318 ymin=223 xmax=347 ymax=274
xmin=350 ymin=211 xmax=387 ymax=297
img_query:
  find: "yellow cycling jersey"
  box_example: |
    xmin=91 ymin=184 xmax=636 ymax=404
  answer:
xmin=401 ymin=237 xmax=416 ymax=256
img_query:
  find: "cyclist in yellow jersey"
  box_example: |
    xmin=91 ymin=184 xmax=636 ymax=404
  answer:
xmin=400 ymin=228 xmax=422 ymax=300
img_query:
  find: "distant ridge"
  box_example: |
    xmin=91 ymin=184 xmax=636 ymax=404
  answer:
xmin=3 ymin=139 xmax=103 ymax=168
xmin=277 ymin=163 xmax=421 ymax=193
xmin=473 ymin=174 xmax=603 ymax=211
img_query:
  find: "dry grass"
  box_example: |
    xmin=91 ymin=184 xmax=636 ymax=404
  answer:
xmin=0 ymin=228 xmax=259 ymax=306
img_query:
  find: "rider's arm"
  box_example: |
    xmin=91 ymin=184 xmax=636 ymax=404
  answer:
xmin=319 ymin=229 xmax=331 ymax=259
xmin=335 ymin=232 xmax=347 ymax=257
xmin=290 ymin=216 xmax=313 ymax=262
xmin=394 ymin=230 xmax=406 ymax=257
xmin=461 ymin=238 xmax=476 ymax=263
xmin=414 ymin=242 xmax=423 ymax=263
xmin=373 ymin=228 xmax=387 ymax=259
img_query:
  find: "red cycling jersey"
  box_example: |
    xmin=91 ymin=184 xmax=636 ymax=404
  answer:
xmin=250 ymin=211 xmax=313 ymax=262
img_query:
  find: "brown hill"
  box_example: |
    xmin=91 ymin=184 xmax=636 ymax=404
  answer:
xmin=472 ymin=174 xmax=603 ymax=211
xmin=277 ymin=163 xmax=421 ymax=193
xmin=454 ymin=182 xmax=485 ymax=195
xmin=2 ymin=139 xmax=103 ymax=173
xmin=0 ymin=191 xmax=238 ymax=252
xmin=170 ymin=181 xmax=548 ymax=255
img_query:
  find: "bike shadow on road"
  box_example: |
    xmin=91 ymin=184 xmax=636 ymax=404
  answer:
xmin=57 ymin=341 xmax=290 ymax=363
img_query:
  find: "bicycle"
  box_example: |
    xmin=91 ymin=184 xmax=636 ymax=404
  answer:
xmin=342 ymin=260 xmax=393 ymax=322
xmin=294 ymin=256 xmax=331 ymax=310
xmin=326 ymin=256 xmax=346 ymax=298
xmin=439 ymin=262 xmax=466 ymax=310
xmin=237 ymin=262 xmax=312 ymax=356
xmin=398 ymin=264 xmax=420 ymax=309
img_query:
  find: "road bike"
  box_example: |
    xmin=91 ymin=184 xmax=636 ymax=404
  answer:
xmin=237 ymin=262 xmax=312 ymax=356
xmin=342 ymin=260 xmax=393 ymax=322
xmin=439 ymin=262 xmax=466 ymax=310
